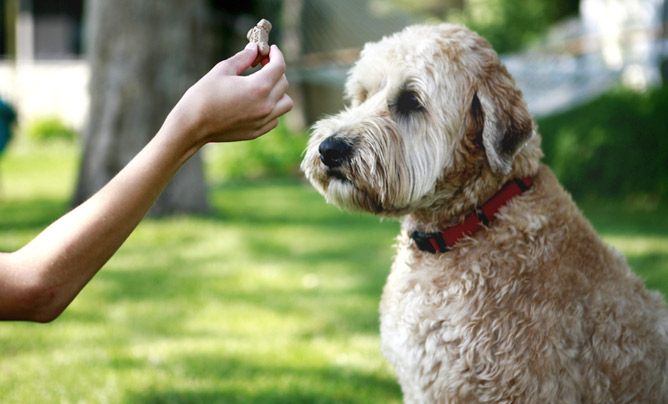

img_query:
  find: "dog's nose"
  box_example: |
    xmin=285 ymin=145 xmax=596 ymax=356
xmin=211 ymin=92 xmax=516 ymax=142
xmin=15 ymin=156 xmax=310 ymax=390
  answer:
xmin=319 ymin=136 xmax=352 ymax=168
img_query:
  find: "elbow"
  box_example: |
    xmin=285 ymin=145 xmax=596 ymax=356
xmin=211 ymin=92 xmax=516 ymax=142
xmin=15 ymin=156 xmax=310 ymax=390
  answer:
xmin=32 ymin=314 xmax=61 ymax=324
xmin=29 ymin=305 xmax=65 ymax=324
xmin=1 ymin=253 xmax=69 ymax=323
xmin=17 ymin=280 xmax=67 ymax=323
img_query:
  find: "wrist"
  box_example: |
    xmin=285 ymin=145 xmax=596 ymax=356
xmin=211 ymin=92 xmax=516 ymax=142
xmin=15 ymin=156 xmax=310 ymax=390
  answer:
xmin=170 ymin=86 xmax=211 ymax=141
xmin=158 ymin=106 xmax=206 ymax=166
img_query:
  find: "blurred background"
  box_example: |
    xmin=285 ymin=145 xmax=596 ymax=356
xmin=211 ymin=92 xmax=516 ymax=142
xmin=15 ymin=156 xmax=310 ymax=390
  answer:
xmin=0 ymin=0 xmax=667 ymax=402
xmin=0 ymin=0 xmax=667 ymax=204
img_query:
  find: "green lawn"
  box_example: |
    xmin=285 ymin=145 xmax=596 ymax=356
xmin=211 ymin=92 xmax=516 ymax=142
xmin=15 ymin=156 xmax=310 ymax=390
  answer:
xmin=1 ymin=142 xmax=667 ymax=403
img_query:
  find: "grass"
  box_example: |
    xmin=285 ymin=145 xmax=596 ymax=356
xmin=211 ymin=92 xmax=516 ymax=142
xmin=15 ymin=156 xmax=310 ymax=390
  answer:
xmin=1 ymin=141 xmax=668 ymax=403
xmin=0 ymin=141 xmax=402 ymax=403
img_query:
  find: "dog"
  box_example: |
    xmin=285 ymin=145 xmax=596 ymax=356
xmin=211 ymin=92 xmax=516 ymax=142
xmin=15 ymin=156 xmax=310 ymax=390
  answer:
xmin=301 ymin=23 xmax=668 ymax=403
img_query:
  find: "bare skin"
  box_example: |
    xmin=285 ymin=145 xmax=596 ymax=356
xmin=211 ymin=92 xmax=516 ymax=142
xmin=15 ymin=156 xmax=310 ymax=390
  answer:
xmin=0 ymin=44 xmax=293 ymax=322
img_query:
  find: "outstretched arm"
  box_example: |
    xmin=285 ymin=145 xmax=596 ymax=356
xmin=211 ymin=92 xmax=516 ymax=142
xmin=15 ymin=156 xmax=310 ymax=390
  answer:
xmin=0 ymin=45 xmax=293 ymax=322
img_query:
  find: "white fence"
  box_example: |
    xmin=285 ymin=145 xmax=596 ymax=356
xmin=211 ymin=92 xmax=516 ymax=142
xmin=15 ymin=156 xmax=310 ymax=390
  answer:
xmin=505 ymin=17 xmax=666 ymax=117
xmin=0 ymin=3 xmax=665 ymax=130
xmin=0 ymin=60 xmax=89 ymax=130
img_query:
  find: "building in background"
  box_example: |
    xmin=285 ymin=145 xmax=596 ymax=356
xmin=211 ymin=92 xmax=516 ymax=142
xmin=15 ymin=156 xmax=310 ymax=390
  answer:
xmin=0 ymin=0 xmax=665 ymax=133
xmin=0 ymin=0 xmax=87 ymax=130
xmin=581 ymin=0 xmax=664 ymax=89
xmin=290 ymin=0 xmax=666 ymax=121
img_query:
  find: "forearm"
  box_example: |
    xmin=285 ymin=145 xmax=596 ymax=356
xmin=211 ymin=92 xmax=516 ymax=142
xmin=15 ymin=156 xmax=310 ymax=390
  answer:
xmin=0 ymin=44 xmax=291 ymax=322
xmin=3 ymin=115 xmax=200 ymax=321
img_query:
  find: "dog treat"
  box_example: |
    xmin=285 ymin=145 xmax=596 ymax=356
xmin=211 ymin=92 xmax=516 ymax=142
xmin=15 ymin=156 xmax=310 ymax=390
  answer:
xmin=247 ymin=18 xmax=272 ymax=64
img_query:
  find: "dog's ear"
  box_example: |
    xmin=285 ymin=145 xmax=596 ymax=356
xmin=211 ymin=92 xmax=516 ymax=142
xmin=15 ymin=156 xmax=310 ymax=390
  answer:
xmin=467 ymin=93 xmax=485 ymax=147
xmin=476 ymin=64 xmax=533 ymax=175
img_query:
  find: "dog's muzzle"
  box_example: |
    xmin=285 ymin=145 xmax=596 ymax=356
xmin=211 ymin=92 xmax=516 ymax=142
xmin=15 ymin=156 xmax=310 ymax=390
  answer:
xmin=319 ymin=136 xmax=353 ymax=168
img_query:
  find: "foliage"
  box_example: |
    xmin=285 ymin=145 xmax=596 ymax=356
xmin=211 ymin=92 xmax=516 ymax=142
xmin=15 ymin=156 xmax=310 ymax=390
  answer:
xmin=449 ymin=0 xmax=580 ymax=53
xmin=538 ymin=85 xmax=668 ymax=201
xmin=208 ymin=119 xmax=308 ymax=181
xmin=24 ymin=115 xmax=78 ymax=143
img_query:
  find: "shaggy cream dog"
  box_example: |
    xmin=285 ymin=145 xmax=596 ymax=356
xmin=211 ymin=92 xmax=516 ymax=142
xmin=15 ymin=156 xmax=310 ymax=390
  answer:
xmin=301 ymin=23 xmax=668 ymax=403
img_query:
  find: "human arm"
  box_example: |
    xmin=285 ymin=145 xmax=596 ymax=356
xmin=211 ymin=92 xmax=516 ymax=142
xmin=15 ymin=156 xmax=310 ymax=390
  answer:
xmin=0 ymin=44 xmax=292 ymax=322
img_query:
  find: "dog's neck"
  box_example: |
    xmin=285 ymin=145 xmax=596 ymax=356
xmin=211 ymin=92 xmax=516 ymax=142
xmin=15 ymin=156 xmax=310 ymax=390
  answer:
xmin=408 ymin=177 xmax=533 ymax=253
xmin=407 ymin=173 xmax=508 ymax=232
xmin=405 ymin=134 xmax=543 ymax=237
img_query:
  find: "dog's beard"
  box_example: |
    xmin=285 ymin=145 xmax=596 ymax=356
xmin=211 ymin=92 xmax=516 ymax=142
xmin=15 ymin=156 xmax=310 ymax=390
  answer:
xmin=302 ymin=112 xmax=453 ymax=216
xmin=324 ymin=177 xmax=361 ymax=211
xmin=301 ymin=152 xmax=384 ymax=214
xmin=304 ymin=155 xmax=412 ymax=216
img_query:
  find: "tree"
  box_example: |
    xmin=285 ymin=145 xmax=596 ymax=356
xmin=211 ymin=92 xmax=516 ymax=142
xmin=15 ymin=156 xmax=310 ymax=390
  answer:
xmin=281 ymin=0 xmax=307 ymax=131
xmin=662 ymin=0 xmax=668 ymax=82
xmin=73 ymin=0 xmax=215 ymax=215
xmin=451 ymin=0 xmax=580 ymax=53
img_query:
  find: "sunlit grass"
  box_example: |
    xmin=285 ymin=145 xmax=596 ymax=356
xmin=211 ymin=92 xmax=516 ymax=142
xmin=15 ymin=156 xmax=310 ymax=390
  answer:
xmin=1 ymin=142 xmax=667 ymax=403
xmin=578 ymin=201 xmax=668 ymax=296
xmin=0 ymin=141 xmax=401 ymax=403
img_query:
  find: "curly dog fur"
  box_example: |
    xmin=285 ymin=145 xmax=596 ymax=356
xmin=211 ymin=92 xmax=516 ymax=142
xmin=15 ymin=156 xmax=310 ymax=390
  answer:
xmin=301 ymin=23 xmax=668 ymax=403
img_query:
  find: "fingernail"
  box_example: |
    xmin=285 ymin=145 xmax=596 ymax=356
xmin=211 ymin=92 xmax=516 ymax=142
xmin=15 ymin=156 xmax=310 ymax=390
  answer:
xmin=245 ymin=42 xmax=256 ymax=50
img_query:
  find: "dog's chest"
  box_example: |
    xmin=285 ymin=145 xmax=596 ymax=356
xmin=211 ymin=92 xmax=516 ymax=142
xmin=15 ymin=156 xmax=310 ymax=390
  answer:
xmin=379 ymin=245 xmax=477 ymax=393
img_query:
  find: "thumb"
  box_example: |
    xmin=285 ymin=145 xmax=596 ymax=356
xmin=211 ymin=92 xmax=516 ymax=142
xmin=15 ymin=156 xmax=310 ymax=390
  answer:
xmin=225 ymin=44 xmax=259 ymax=75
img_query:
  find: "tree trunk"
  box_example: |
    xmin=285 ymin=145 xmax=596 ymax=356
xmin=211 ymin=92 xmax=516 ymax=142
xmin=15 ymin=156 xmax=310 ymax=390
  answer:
xmin=662 ymin=0 xmax=668 ymax=82
xmin=281 ymin=0 xmax=307 ymax=131
xmin=73 ymin=0 xmax=214 ymax=215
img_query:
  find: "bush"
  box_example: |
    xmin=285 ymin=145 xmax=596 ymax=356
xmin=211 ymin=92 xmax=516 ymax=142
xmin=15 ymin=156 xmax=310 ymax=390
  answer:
xmin=450 ymin=0 xmax=579 ymax=53
xmin=208 ymin=119 xmax=308 ymax=180
xmin=537 ymin=86 xmax=668 ymax=200
xmin=25 ymin=116 xmax=78 ymax=143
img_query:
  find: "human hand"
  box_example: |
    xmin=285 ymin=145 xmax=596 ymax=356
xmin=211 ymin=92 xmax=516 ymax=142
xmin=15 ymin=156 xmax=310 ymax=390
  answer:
xmin=169 ymin=43 xmax=293 ymax=147
xmin=0 ymin=44 xmax=292 ymax=323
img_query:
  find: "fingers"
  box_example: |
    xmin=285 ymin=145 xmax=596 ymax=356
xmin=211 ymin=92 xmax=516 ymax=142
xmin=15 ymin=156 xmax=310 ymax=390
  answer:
xmin=268 ymin=74 xmax=289 ymax=105
xmin=253 ymin=45 xmax=286 ymax=84
xmin=250 ymin=119 xmax=280 ymax=140
xmin=217 ymin=44 xmax=283 ymax=79
xmin=260 ymin=96 xmax=292 ymax=133
xmin=222 ymin=44 xmax=259 ymax=75
xmin=251 ymin=64 xmax=290 ymax=120
xmin=260 ymin=76 xmax=292 ymax=123
xmin=224 ymin=92 xmax=293 ymax=142
xmin=273 ymin=93 xmax=294 ymax=118
xmin=261 ymin=94 xmax=294 ymax=127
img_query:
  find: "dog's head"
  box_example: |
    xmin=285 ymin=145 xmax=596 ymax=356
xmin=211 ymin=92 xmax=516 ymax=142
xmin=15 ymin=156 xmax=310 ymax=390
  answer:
xmin=301 ymin=23 xmax=540 ymax=217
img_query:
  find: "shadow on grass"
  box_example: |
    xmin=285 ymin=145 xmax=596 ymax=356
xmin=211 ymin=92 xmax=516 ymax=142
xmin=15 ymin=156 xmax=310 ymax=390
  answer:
xmin=578 ymin=199 xmax=668 ymax=298
xmin=79 ymin=177 xmax=398 ymax=319
xmin=125 ymin=355 xmax=401 ymax=404
xmin=628 ymin=253 xmax=668 ymax=297
xmin=207 ymin=178 xmax=386 ymax=227
xmin=51 ymin=178 xmax=401 ymax=402
xmin=0 ymin=197 xmax=68 ymax=231
xmin=81 ymin=253 xmax=388 ymax=337
xmin=79 ymin=179 xmax=668 ymax=335
xmin=3 ymin=177 xmax=667 ymax=402
xmin=579 ymin=200 xmax=668 ymax=238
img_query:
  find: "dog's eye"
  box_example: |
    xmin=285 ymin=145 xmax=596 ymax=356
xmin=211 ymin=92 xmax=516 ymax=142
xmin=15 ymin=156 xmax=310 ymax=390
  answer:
xmin=394 ymin=90 xmax=424 ymax=115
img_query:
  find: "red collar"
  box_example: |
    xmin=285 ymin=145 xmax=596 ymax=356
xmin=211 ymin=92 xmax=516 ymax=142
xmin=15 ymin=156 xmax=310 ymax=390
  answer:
xmin=411 ymin=177 xmax=533 ymax=254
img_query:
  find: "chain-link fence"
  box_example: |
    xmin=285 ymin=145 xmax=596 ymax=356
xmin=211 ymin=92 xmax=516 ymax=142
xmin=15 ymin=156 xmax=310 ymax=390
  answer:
xmin=268 ymin=0 xmax=666 ymax=124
